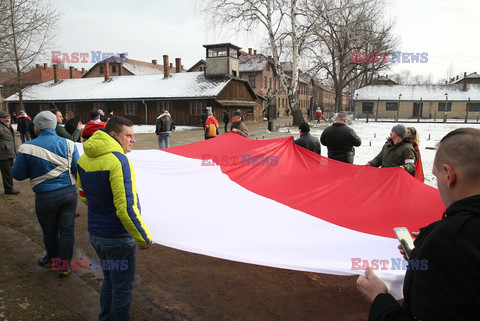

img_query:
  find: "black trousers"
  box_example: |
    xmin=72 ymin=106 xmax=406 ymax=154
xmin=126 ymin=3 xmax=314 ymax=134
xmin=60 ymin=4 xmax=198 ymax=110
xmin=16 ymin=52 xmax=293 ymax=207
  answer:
xmin=0 ymin=158 xmax=14 ymax=192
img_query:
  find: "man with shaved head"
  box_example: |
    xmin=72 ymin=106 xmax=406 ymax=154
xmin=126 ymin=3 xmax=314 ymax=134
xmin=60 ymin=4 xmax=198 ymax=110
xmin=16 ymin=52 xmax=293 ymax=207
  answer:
xmin=357 ymin=128 xmax=480 ymax=320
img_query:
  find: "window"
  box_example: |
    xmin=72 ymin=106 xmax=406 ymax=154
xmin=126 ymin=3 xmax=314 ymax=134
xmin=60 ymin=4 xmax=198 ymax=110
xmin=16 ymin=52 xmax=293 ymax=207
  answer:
xmin=362 ymin=102 xmax=374 ymax=114
xmin=125 ymin=102 xmax=138 ymax=115
xmin=207 ymin=47 xmax=227 ymax=58
xmin=264 ymin=76 xmax=267 ymax=89
xmin=248 ymin=75 xmax=256 ymax=88
xmin=99 ymin=66 xmax=104 ymax=74
xmin=468 ymin=103 xmax=480 ymax=112
xmin=157 ymin=101 xmax=172 ymax=114
xmin=229 ymin=48 xmax=238 ymax=58
xmin=39 ymin=104 xmax=50 ymax=111
xmin=386 ymin=102 xmax=398 ymax=111
xmin=190 ymin=101 xmax=206 ymax=115
xmin=112 ymin=65 xmax=117 ymax=73
xmin=438 ymin=102 xmax=452 ymax=112
xmin=269 ymin=78 xmax=272 ymax=90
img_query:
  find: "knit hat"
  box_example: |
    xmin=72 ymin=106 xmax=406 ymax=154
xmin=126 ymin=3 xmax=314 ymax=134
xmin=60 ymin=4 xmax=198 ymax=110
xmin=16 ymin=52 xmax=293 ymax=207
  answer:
xmin=299 ymin=122 xmax=310 ymax=133
xmin=392 ymin=124 xmax=407 ymax=139
xmin=33 ymin=111 xmax=57 ymax=130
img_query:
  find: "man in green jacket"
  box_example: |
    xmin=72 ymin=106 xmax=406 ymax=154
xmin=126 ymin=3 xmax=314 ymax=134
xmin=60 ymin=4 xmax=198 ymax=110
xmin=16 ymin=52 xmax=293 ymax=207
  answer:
xmin=367 ymin=124 xmax=416 ymax=175
xmin=53 ymin=109 xmax=82 ymax=142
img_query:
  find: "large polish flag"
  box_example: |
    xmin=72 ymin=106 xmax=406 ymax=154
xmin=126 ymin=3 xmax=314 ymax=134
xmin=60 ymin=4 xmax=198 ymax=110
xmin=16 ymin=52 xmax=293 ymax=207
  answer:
xmin=84 ymin=133 xmax=445 ymax=298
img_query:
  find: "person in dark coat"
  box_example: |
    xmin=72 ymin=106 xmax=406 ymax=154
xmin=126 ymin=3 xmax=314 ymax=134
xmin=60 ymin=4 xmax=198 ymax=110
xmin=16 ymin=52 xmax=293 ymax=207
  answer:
xmin=223 ymin=109 xmax=229 ymax=133
xmin=0 ymin=111 xmax=19 ymax=194
xmin=357 ymin=128 xmax=480 ymax=321
xmin=320 ymin=112 xmax=361 ymax=163
xmin=16 ymin=110 xmax=32 ymax=143
xmin=200 ymin=108 xmax=208 ymax=130
xmin=294 ymin=122 xmax=320 ymax=155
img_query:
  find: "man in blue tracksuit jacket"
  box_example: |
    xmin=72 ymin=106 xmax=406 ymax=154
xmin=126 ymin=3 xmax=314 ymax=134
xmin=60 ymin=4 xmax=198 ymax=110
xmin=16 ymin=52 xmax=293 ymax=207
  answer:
xmin=12 ymin=111 xmax=79 ymax=278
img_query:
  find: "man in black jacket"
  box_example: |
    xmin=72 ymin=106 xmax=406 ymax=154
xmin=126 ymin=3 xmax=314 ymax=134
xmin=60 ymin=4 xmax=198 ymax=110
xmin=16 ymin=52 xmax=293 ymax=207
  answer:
xmin=320 ymin=112 xmax=361 ymax=163
xmin=155 ymin=110 xmax=175 ymax=148
xmin=357 ymin=128 xmax=480 ymax=321
xmin=294 ymin=122 xmax=320 ymax=155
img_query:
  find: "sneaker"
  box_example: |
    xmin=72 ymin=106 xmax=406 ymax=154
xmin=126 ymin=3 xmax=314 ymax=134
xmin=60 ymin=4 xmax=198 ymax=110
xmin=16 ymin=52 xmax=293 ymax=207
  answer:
xmin=39 ymin=256 xmax=52 ymax=267
xmin=58 ymin=270 xmax=71 ymax=278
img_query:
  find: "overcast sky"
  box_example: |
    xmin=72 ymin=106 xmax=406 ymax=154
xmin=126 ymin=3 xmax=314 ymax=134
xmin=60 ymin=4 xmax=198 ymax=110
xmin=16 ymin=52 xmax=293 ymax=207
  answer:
xmin=47 ymin=0 xmax=479 ymax=83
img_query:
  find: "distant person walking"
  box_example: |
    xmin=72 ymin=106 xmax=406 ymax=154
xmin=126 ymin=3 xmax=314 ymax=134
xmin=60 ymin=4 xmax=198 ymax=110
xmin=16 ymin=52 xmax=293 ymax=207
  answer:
xmin=16 ymin=110 xmax=31 ymax=143
xmin=315 ymin=107 xmax=324 ymax=123
xmin=53 ymin=109 xmax=83 ymax=142
xmin=320 ymin=112 xmax=361 ymax=163
xmin=155 ymin=110 xmax=175 ymax=148
xmin=294 ymin=122 xmax=321 ymax=155
xmin=205 ymin=112 xmax=219 ymax=139
xmin=223 ymin=109 xmax=229 ymax=133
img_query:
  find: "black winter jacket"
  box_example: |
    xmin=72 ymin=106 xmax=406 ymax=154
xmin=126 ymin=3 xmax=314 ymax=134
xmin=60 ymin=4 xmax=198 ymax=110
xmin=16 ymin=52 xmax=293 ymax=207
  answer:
xmin=320 ymin=123 xmax=361 ymax=163
xmin=369 ymin=194 xmax=480 ymax=321
xmin=294 ymin=132 xmax=321 ymax=155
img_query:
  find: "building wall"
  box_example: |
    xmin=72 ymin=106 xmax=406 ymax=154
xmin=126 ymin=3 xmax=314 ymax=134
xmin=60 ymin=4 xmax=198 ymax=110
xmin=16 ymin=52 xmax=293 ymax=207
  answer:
xmin=355 ymin=100 xmax=480 ymax=119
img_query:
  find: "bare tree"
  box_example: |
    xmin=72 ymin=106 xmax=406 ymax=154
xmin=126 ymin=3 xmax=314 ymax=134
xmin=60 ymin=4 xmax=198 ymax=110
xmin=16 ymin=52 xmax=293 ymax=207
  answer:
xmin=201 ymin=0 xmax=320 ymax=125
xmin=306 ymin=0 xmax=398 ymax=111
xmin=0 ymin=0 xmax=60 ymax=109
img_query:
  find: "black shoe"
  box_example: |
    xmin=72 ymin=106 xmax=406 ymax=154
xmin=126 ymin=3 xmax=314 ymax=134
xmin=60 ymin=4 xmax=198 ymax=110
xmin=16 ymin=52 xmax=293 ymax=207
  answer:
xmin=39 ymin=256 xmax=52 ymax=267
xmin=5 ymin=189 xmax=20 ymax=195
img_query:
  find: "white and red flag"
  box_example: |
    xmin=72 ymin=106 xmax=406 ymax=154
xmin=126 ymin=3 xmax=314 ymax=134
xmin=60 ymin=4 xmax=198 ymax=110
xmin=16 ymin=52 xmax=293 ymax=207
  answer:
xmin=80 ymin=133 xmax=444 ymax=298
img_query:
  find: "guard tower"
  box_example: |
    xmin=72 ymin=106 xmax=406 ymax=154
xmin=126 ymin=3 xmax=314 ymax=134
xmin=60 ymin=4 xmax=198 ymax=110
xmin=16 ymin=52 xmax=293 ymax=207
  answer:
xmin=203 ymin=43 xmax=241 ymax=78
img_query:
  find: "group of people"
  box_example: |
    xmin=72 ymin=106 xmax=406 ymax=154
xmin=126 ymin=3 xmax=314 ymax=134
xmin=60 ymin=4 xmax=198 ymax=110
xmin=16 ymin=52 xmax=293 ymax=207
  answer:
xmin=294 ymin=112 xmax=424 ymax=183
xmin=155 ymin=109 xmax=249 ymax=149
xmin=6 ymin=110 xmax=150 ymax=320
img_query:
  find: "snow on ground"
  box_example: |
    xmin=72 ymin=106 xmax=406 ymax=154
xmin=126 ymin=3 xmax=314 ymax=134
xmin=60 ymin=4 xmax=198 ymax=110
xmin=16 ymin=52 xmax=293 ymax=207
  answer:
xmin=284 ymin=121 xmax=480 ymax=188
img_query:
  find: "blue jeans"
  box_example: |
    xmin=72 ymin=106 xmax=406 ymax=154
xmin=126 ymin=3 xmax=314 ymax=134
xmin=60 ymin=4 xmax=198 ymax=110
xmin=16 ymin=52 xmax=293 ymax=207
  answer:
xmin=89 ymin=234 xmax=137 ymax=321
xmin=19 ymin=130 xmax=30 ymax=143
xmin=35 ymin=191 xmax=77 ymax=268
xmin=157 ymin=133 xmax=171 ymax=149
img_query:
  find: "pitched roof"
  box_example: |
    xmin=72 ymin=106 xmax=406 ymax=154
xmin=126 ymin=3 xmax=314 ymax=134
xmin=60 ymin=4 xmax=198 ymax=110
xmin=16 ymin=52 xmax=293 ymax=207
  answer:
xmin=1 ymin=66 xmax=83 ymax=85
xmin=239 ymin=54 xmax=270 ymax=72
xmin=355 ymin=84 xmax=480 ymax=101
xmin=5 ymin=72 xmax=237 ymax=102
xmin=451 ymin=72 xmax=480 ymax=84
xmin=82 ymin=56 xmax=183 ymax=77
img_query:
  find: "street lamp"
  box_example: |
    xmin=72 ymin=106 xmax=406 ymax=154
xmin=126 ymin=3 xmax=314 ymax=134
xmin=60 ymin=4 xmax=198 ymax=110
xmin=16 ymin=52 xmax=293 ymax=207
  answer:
xmin=397 ymin=93 xmax=402 ymax=122
xmin=444 ymin=92 xmax=448 ymax=123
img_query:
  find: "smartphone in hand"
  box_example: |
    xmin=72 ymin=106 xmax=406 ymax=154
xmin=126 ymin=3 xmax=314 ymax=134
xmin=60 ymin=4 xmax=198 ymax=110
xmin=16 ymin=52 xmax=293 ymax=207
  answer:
xmin=394 ymin=227 xmax=415 ymax=260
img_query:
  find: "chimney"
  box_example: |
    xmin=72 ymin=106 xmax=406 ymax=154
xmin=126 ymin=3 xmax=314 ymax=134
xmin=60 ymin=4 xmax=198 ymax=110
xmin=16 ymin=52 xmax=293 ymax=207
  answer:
xmin=36 ymin=64 xmax=40 ymax=68
xmin=44 ymin=63 xmax=48 ymax=70
xmin=456 ymin=75 xmax=459 ymax=80
xmin=163 ymin=55 xmax=169 ymax=78
xmin=254 ymin=50 xmax=257 ymax=55
xmin=169 ymin=63 xmax=173 ymax=70
xmin=69 ymin=66 xmax=74 ymax=79
xmin=463 ymin=80 xmax=467 ymax=91
xmin=81 ymin=68 xmax=85 ymax=74
xmin=181 ymin=65 xmax=184 ymax=71
xmin=152 ymin=59 xmax=157 ymax=65
xmin=248 ymin=48 xmax=252 ymax=55
xmin=119 ymin=63 xmax=123 ymax=76
xmin=175 ymin=58 xmax=181 ymax=73
xmin=53 ymin=64 xmax=59 ymax=83
xmin=104 ymin=62 xmax=110 ymax=81
xmin=464 ymin=72 xmax=467 ymax=78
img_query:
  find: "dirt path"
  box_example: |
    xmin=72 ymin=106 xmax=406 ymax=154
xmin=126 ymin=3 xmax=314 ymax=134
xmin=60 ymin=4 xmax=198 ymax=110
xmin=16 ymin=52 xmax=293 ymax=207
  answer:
xmin=0 ymin=117 xmax=371 ymax=320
